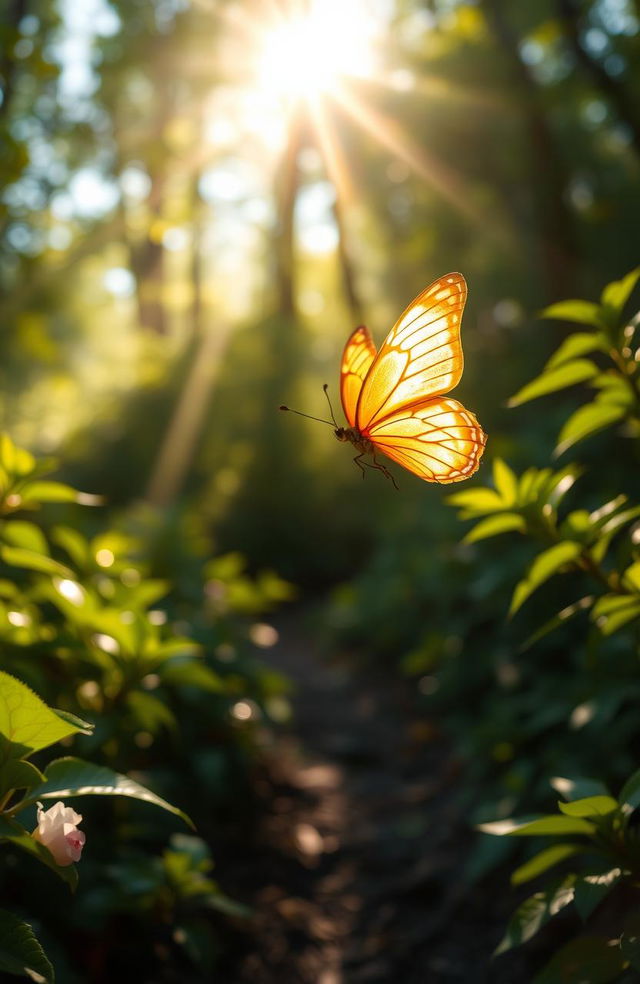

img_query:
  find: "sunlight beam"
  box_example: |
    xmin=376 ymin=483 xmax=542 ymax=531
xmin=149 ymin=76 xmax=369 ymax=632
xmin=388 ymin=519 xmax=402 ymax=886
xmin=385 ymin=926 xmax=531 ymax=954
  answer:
xmin=145 ymin=322 xmax=233 ymax=507
xmin=331 ymin=82 xmax=512 ymax=246
xmin=307 ymin=95 xmax=356 ymax=208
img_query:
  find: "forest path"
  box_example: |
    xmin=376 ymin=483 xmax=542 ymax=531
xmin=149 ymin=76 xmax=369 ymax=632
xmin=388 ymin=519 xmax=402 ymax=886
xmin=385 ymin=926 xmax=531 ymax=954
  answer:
xmin=222 ymin=607 xmax=527 ymax=984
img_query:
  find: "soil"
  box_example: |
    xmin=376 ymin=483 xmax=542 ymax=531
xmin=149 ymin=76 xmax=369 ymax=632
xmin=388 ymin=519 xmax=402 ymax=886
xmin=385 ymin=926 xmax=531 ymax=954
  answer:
xmin=218 ymin=608 xmax=538 ymax=984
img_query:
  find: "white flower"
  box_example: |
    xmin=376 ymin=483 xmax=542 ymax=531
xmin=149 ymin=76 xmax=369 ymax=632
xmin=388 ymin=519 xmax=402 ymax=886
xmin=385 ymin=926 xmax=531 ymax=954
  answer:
xmin=32 ymin=801 xmax=86 ymax=866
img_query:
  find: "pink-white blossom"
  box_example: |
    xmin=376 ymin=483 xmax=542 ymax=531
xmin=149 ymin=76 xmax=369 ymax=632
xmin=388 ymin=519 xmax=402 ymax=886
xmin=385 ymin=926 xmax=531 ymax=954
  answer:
xmin=32 ymin=801 xmax=85 ymax=866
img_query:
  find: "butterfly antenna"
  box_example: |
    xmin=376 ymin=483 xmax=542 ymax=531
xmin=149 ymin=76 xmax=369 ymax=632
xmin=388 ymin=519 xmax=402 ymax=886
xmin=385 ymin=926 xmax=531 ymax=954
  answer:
xmin=279 ymin=405 xmax=335 ymax=427
xmin=322 ymin=384 xmax=339 ymax=428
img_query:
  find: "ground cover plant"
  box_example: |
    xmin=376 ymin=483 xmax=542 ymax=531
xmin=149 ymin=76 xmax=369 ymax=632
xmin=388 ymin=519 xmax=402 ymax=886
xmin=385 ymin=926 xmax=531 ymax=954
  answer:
xmin=0 ymin=435 xmax=291 ymax=981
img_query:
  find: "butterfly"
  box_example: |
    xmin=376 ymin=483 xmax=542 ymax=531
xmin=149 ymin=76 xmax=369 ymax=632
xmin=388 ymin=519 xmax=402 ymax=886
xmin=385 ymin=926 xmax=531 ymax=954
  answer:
xmin=282 ymin=273 xmax=486 ymax=486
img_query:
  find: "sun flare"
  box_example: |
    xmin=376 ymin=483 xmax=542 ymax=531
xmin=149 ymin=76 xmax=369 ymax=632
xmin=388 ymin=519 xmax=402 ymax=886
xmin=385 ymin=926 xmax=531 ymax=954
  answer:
xmin=256 ymin=1 xmax=379 ymax=103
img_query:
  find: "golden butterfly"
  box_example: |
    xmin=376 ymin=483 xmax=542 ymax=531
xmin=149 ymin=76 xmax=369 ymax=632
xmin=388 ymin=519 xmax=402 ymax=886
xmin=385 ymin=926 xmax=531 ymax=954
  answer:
xmin=281 ymin=272 xmax=486 ymax=488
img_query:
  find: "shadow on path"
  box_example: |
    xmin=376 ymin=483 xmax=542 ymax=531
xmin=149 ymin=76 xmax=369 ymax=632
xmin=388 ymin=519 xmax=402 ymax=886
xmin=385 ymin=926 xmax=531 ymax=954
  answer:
xmin=221 ymin=608 xmax=532 ymax=983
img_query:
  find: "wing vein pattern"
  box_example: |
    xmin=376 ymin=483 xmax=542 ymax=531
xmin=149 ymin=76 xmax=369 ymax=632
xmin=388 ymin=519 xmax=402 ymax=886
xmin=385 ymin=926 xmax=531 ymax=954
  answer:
xmin=340 ymin=325 xmax=378 ymax=428
xmin=356 ymin=273 xmax=467 ymax=431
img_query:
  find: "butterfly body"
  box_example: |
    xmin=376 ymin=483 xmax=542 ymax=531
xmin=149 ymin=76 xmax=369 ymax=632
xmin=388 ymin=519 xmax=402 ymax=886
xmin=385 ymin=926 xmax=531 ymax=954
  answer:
xmin=334 ymin=426 xmax=372 ymax=453
xmin=338 ymin=273 xmax=486 ymax=485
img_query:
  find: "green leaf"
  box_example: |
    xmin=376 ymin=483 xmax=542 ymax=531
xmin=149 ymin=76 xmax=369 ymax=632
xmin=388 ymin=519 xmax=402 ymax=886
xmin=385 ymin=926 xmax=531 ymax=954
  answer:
xmin=494 ymin=876 xmax=575 ymax=955
xmin=0 ymin=436 xmax=36 ymax=479
xmin=533 ymin=936 xmax=626 ymax=984
xmin=623 ymin=562 xmax=640 ymax=592
xmin=463 ymin=513 xmax=525 ymax=543
xmin=160 ymin=660 xmax=226 ymax=693
xmin=52 ymin=709 xmax=93 ymax=736
xmin=1 ymin=522 xmax=49 ymax=556
xmin=592 ymin=372 xmax=634 ymax=406
xmin=151 ymin=639 xmax=201 ymax=663
xmin=18 ymin=757 xmax=194 ymax=830
xmin=127 ymin=579 xmax=170 ymax=609
xmin=446 ymin=487 xmax=504 ymax=514
xmin=591 ymin=595 xmax=640 ymax=636
xmin=619 ymin=769 xmax=640 ymax=810
xmin=0 ymin=547 xmax=73 ymax=579
xmin=493 ymin=459 xmax=518 ymax=504
xmin=546 ymin=332 xmax=608 ymax=369
xmin=0 ymin=759 xmax=45 ymax=798
xmin=509 ymin=360 xmax=600 ymax=408
xmin=0 ymin=908 xmax=54 ymax=983
xmin=0 ymin=671 xmax=87 ymax=759
xmin=560 ymin=510 xmax=591 ymax=543
xmin=541 ymin=299 xmax=608 ymax=330
xmin=600 ymin=267 xmax=640 ymax=318
xmin=19 ymin=481 xmax=81 ymax=505
xmin=511 ymin=844 xmax=585 ymax=886
xmin=478 ymin=815 xmax=595 ymax=836
xmin=574 ymin=869 xmax=622 ymax=922
xmin=541 ymin=465 xmax=583 ymax=508
xmin=51 ymin=527 xmax=89 ymax=568
xmin=509 ymin=816 xmax=596 ymax=837
xmin=510 ymin=541 xmax=583 ymax=616
xmin=204 ymin=552 xmax=245 ymax=581
xmin=558 ymin=796 xmax=618 ymax=818
xmin=589 ymin=495 xmax=628 ymax=529
xmin=555 ymin=402 xmax=628 ymax=457
xmin=589 ymin=505 xmax=640 ymax=559
xmin=520 ymin=597 xmax=594 ymax=652
xmin=125 ymin=691 xmax=176 ymax=734
xmin=518 ymin=466 xmax=544 ymax=504
xmin=0 ymin=815 xmax=77 ymax=890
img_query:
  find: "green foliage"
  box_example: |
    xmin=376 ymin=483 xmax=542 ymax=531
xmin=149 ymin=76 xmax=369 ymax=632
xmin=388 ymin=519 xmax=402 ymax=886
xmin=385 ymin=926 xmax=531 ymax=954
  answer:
xmin=448 ymin=452 xmax=640 ymax=636
xmin=17 ymin=757 xmax=193 ymax=828
xmin=459 ymin=270 xmax=640 ymax=978
xmin=507 ymin=269 xmax=640 ymax=456
xmin=485 ymin=774 xmax=640 ymax=968
xmin=0 ymin=671 xmax=90 ymax=759
xmin=0 ymin=908 xmax=54 ymax=984
xmin=0 ymin=435 xmax=290 ymax=980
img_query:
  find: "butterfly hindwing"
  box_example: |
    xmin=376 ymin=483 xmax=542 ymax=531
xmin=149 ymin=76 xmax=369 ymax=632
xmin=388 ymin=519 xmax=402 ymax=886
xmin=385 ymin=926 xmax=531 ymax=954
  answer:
xmin=340 ymin=325 xmax=377 ymax=428
xmin=356 ymin=273 xmax=467 ymax=432
xmin=368 ymin=396 xmax=486 ymax=484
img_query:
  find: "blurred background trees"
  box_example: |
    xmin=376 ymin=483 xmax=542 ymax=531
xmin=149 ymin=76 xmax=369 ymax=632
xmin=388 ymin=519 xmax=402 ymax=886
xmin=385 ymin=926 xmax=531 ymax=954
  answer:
xmin=2 ymin=0 xmax=638 ymax=583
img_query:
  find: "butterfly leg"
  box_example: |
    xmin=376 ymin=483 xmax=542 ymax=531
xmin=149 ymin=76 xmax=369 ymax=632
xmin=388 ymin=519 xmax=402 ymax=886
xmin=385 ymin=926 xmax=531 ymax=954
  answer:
xmin=366 ymin=452 xmax=399 ymax=490
xmin=353 ymin=453 xmax=367 ymax=479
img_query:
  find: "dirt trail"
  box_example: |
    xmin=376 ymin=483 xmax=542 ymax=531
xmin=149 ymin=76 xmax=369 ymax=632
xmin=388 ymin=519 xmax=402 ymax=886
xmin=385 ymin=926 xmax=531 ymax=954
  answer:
xmin=221 ymin=609 xmax=531 ymax=984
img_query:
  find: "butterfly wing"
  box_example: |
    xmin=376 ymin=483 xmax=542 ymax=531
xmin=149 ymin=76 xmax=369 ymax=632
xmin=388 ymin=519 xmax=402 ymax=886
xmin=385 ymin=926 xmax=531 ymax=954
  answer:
xmin=340 ymin=325 xmax=377 ymax=427
xmin=356 ymin=273 xmax=467 ymax=432
xmin=368 ymin=396 xmax=486 ymax=484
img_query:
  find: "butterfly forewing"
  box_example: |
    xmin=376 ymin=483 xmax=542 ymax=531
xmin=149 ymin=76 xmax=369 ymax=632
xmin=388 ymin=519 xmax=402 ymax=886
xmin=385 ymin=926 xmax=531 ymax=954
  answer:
xmin=356 ymin=273 xmax=467 ymax=432
xmin=340 ymin=325 xmax=378 ymax=427
xmin=368 ymin=396 xmax=486 ymax=484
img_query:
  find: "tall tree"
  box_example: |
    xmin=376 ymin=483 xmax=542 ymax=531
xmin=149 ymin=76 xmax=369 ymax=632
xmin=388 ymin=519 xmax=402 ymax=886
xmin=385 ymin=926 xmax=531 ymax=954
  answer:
xmin=556 ymin=0 xmax=640 ymax=160
xmin=481 ymin=0 xmax=578 ymax=297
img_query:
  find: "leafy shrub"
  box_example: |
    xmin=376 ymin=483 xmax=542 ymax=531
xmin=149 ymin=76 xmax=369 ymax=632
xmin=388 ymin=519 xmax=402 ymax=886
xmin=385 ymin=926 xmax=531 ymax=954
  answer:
xmin=446 ymin=269 xmax=640 ymax=979
xmin=0 ymin=434 xmax=292 ymax=982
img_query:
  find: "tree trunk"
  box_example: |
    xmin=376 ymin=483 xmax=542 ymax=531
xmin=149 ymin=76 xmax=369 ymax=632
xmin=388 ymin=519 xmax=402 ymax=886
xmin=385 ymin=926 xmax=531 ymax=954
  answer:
xmin=274 ymin=106 xmax=307 ymax=318
xmin=481 ymin=0 xmax=577 ymax=298
xmin=333 ymin=191 xmax=365 ymax=326
xmin=0 ymin=0 xmax=28 ymax=122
